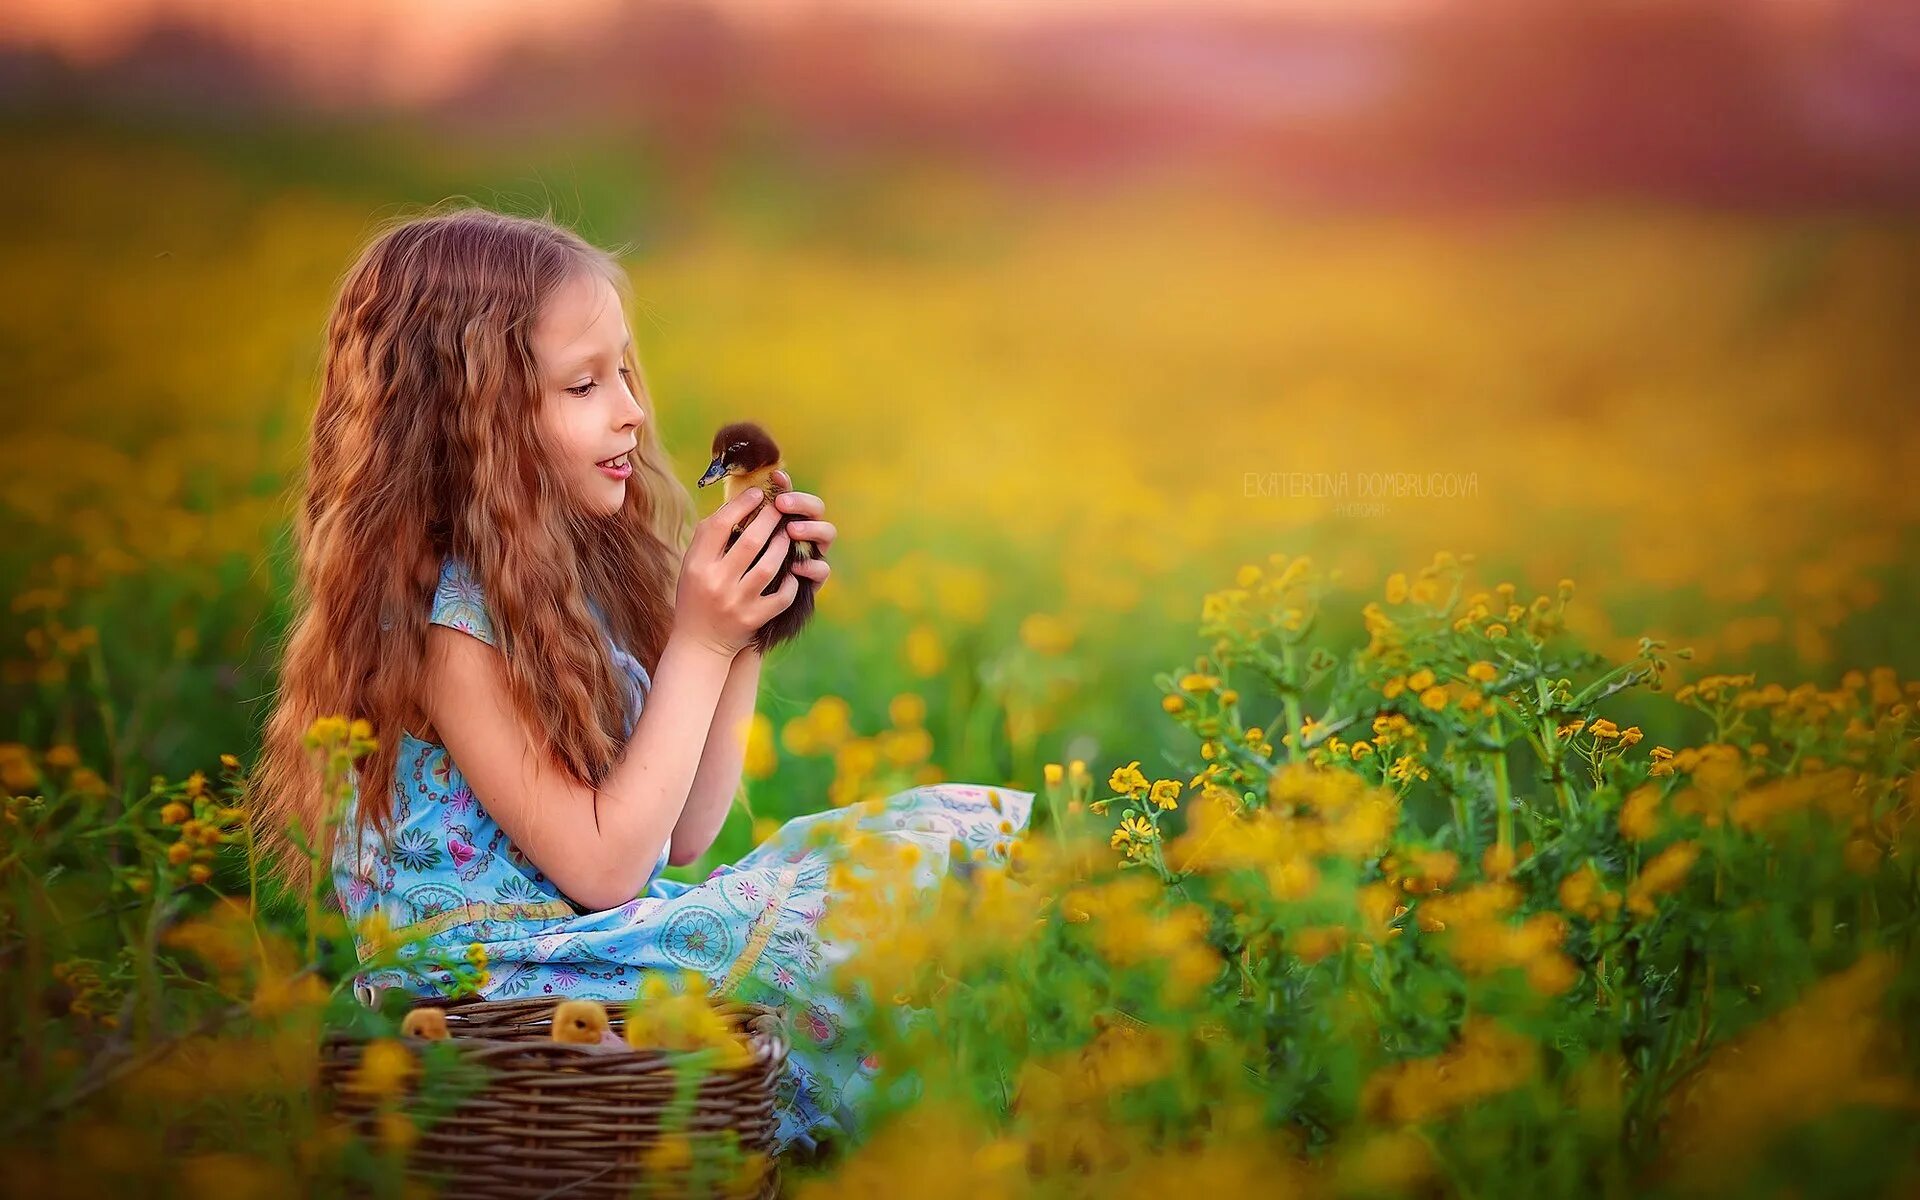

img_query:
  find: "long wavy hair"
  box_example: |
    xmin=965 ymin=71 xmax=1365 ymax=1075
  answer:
xmin=251 ymin=205 xmax=694 ymax=901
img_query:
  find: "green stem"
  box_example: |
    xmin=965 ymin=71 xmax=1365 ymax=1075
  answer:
xmin=1490 ymin=710 xmax=1515 ymax=854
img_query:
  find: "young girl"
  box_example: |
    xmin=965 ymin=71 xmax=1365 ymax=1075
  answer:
xmin=252 ymin=205 xmax=1035 ymax=1155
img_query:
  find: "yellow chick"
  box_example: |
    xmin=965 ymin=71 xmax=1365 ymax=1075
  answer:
xmin=400 ymin=1007 xmax=449 ymax=1040
xmin=697 ymin=420 xmax=819 ymax=655
xmin=551 ymin=998 xmax=628 ymax=1050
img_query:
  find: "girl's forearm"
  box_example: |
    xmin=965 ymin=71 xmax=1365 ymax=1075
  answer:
xmin=587 ymin=631 xmax=735 ymax=900
xmin=671 ymin=646 xmax=763 ymax=865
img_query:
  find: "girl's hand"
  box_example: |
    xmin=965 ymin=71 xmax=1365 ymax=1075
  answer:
xmin=675 ymin=487 xmax=801 ymax=658
xmin=770 ymin=469 xmax=835 ymax=590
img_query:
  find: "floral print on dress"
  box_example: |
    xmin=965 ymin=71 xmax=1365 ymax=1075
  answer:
xmin=331 ymin=554 xmax=1035 ymax=1157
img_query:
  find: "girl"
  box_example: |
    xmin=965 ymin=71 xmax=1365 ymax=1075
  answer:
xmin=252 ymin=205 xmax=1035 ymax=1155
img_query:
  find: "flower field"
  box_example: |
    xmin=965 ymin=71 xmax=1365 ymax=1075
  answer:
xmin=2 ymin=124 xmax=1918 ymax=1196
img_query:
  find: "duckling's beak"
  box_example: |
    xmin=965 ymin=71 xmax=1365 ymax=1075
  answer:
xmin=698 ymin=456 xmax=728 ymax=487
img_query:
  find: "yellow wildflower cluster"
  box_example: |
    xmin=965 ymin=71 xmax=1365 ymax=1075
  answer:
xmin=1666 ymin=952 xmax=1914 ymax=1189
xmin=781 ymin=693 xmax=940 ymax=808
xmin=817 ymin=833 xmax=954 ymax=1002
xmin=1625 ymin=841 xmax=1701 ymax=917
xmin=340 ymin=1038 xmax=421 ymax=1157
xmin=51 ymin=959 xmax=121 ymax=1026
xmin=304 ymin=716 xmax=376 ymax=754
xmin=155 ymin=764 xmax=248 ymax=887
xmin=1058 ymin=875 xmax=1221 ymax=1004
xmin=623 ymin=970 xmax=754 ymax=1068
xmin=1558 ymin=862 xmax=1624 ymax=922
xmin=1013 ymin=1016 xmax=1179 ymax=1152
xmin=1265 ymin=764 xmax=1401 ymax=860
xmin=1618 ymin=784 xmax=1662 ymax=841
xmin=1417 ymin=883 xmax=1579 ymax=994
xmin=1200 ymin=554 xmax=1324 ymax=650
xmin=1571 ymin=716 xmax=1648 ymax=784
xmin=2 ymin=742 xmax=110 ymax=797
xmin=1362 ymin=1016 xmax=1540 ymax=1123
xmin=161 ymin=897 xmax=263 ymax=993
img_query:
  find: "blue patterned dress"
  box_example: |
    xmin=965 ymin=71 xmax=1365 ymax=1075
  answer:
xmin=331 ymin=557 xmax=1035 ymax=1155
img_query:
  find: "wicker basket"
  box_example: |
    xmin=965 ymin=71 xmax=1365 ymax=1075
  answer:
xmin=320 ymin=995 xmax=791 ymax=1199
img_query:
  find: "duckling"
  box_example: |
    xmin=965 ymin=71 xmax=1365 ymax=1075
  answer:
xmin=697 ymin=421 xmax=819 ymax=655
xmin=550 ymin=998 xmax=628 ymax=1050
xmin=400 ymin=1006 xmax=449 ymax=1041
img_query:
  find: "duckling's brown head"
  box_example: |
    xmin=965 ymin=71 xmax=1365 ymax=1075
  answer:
xmin=698 ymin=421 xmax=781 ymax=488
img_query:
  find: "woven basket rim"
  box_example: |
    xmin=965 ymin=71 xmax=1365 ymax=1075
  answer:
xmin=322 ymin=995 xmax=792 ymax=1073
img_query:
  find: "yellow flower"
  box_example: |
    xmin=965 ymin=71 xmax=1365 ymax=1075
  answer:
xmin=1068 ymin=760 xmax=1088 ymax=785
xmin=1019 ymin=612 xmax=1076 ymax=656
xmin=1589 ymin=718 xmax=1621 ymax=740
xmin=643 ymin=1132 xmax=693 ymax=1174
xmin=1628 ymin=841 xmax=1701 ymax=916
xmin=375 ymin=1110 xmax=417 ymax=1156
xmin=904 ymin=624 xmax=946 ymax=677
xmin=1149 ymin=780 xmax=1181 ymax=810
xmin=1385 ymin=573 xmax=1409 ymax=604
xmin=349 ymin=1039 xmax=415 ymax=1098
xmin=1162 ymin=694 xmax=1186 ymax=714
xmin=1107 ymin=761 xmax=1149 ymax=796
xmin=1419 ymin=686 xmax=1449 ymax=712
xmin=1486 ymin=623 xmax=1509 ymax=638
xmin=304 ymin=716 xmax=348 ymax=748
xmin=1179 ymin=673 xmax=1221 ymax=693
xmin=1043 ymin=763 xmax=1064 ymax=786
xmin=888 ymin=692 xmax=927 ymax=728
xmin=1388 ymin=754 xmax=1430 ymax=784
xmin=1467 ymin=661 xmax=1498 ymax=683
xmin=1110 ymin=815 xmax=1156 ymax=850
xmin=742 ymin=713 xmax=778 ymax=781
xmin=1619 ymin=785 xmax=1661 ymax=842
xmin=44 ymin=744 xmax=80 ymax=769
xmin=160 ymin=801 xmax=190 ymax=826
xmin=1407 ymin=668 xmax=1436 ymax=692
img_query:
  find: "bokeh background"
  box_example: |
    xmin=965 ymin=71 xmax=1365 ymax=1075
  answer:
xmin=4 ymin=0 xmax=1918 ymax=881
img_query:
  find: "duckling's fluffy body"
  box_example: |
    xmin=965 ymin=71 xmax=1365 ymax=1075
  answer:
xmin=698 ymin=421 xmax=819 ymax=654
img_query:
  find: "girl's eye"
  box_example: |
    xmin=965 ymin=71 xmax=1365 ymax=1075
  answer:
xmin=567 ymin=369 xmax=634 ymax=398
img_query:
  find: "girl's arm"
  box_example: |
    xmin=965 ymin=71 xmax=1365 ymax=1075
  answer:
xmin=424 ymin=625 xmax=738 ymax=911
xmin=420 ymin=487 xmax=792 ymax=912
xmin=668 ymin=645 xmax=763 ymax=867
xmin=666 ymin=477 xmax=835 ymax=867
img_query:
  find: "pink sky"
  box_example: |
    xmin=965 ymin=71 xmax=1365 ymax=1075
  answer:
xmin=0 ymin=0 xmax=1435 ymax=102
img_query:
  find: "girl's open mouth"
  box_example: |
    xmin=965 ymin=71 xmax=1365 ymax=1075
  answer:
xmin=596 ymin=454 xmax=631 ymax=480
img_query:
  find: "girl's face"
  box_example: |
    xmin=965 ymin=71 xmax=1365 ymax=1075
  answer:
xmin=531 ymin=271 xmax=646 ymax=517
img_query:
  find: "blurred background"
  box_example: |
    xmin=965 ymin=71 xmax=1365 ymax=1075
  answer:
xmin=3 ymin=0 xmax=1917 ymax=873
